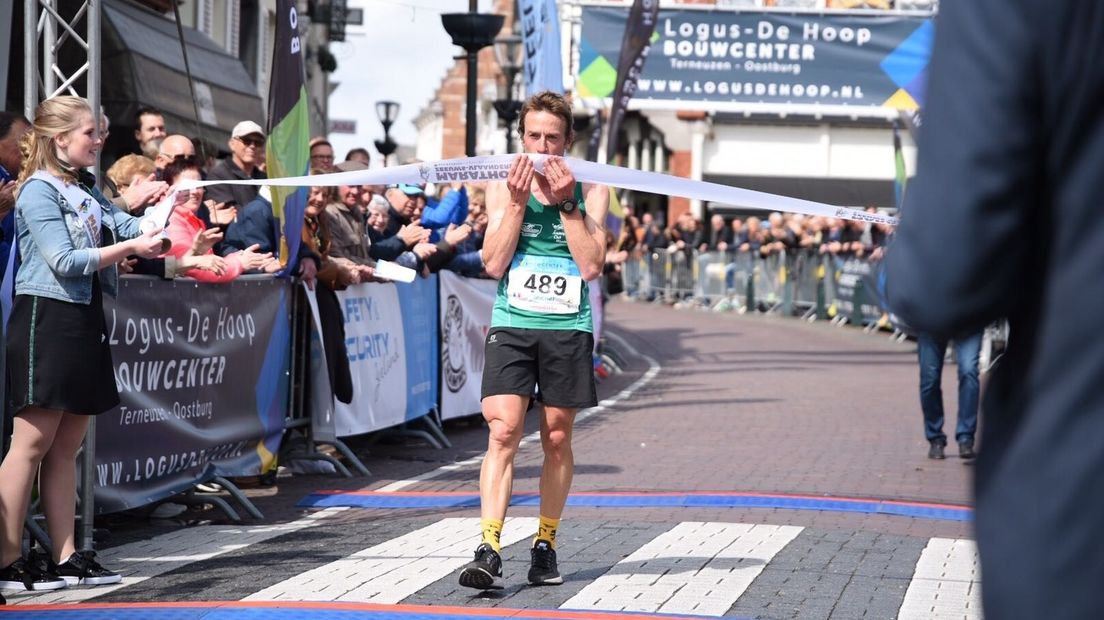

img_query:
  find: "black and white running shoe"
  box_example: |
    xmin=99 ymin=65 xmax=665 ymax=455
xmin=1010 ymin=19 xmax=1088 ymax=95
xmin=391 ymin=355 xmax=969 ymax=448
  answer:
xmin=0 ymin=557 xmax=68 ymax=591
xmin=55 ymin=550 xmax=122 ymax=586
xmin=458 ymin=543 xmax=504 ymax=590
xmin=527 ymin=539 xmax=563 ymax=586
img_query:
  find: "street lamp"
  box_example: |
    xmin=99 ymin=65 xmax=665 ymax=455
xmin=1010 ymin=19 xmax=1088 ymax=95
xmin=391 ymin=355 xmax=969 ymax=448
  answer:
xmin=442 ymin=8 xmax=504 ymax=157
xmin=493 ymin=34 xmax=524 ymax=153
xmin=374 ymin=100 xmax=400 ymax=166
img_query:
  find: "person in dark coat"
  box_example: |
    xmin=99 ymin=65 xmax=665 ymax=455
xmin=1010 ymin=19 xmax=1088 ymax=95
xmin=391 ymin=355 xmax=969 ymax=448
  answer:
xmin=883 ymin=2 xmax=1104 ymax=618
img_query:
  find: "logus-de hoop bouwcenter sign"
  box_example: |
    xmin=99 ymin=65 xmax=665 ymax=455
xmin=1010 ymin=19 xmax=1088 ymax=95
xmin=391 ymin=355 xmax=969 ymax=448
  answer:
xmin=577 ymin=7 xmax=933 ymax=111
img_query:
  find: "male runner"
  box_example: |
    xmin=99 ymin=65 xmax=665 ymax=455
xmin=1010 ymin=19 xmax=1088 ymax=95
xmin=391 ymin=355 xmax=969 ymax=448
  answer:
xmin=457 ymin=91 xmax=609 ymax=590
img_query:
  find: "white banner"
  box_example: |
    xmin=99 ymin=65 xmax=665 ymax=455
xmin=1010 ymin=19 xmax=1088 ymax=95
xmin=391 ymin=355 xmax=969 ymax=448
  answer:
xmin=334 ymin=283 xmax=408 ymax=436
xmin=439 ymin=272 xmax=498 ymax=421
xmin=183 ymin=154 xmax=898 ymax=227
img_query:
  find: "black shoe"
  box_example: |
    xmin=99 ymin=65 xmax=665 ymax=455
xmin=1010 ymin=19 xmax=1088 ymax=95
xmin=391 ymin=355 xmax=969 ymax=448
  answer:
xmin=458 ymin=543 xmax=503 ymax=590
xmin=928 ymin=439 xmax=946 ymax=460
xmin=528 ymin=539 xmax=562 ymax=586
xmin=0 ymin=557 xmax=68 ymax=591
xmin=55 ymin=550 xmax=122 ymax=586
xmin=958 ymin=441 xmax=976 ymax=460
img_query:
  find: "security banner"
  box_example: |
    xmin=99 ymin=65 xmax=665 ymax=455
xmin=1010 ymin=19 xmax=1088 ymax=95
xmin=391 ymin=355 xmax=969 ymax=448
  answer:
xmin=439 ymin=272 xmax=497 ymax=420
xmin=93 ymin=276 xmax=290 ymax=514
xmin=578 ymin=7 xmax=933 ymax=110
xmin=395 ymin=273 xmax=439 ymax=422
xmin=333 ymin=276 xmax=439 ymax=437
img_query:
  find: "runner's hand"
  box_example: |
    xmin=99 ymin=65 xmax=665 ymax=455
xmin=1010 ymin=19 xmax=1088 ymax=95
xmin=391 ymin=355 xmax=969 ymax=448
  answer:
xmin=507 ymin=154 xmax=534 ymax=208
xmin=543 ymin=156 xmax=576 ymax=203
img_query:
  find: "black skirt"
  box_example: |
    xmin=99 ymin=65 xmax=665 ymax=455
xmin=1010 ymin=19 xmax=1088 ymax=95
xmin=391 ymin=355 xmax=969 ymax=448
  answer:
xmin=6 ymin=276 xmax=119 ymax=416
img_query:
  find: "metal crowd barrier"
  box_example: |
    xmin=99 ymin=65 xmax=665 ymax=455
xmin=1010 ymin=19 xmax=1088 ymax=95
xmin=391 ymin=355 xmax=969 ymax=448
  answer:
xmin=623 ymin=248 xmax=895 ymax=328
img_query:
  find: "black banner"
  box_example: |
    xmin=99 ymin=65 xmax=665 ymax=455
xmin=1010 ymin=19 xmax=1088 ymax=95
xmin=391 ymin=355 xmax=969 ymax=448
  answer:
xmin=92 ymin=277 xmax=290 ymax=514
xmin=606 ymin=0 xmax=660 ymax=162
xmin=834 ymin=258 xmax=882 ymax=324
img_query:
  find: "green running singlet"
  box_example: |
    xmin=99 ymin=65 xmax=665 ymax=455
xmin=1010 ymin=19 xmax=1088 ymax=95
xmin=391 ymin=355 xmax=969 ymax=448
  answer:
xmin=490 ymin=186 xmax=592 ymax=332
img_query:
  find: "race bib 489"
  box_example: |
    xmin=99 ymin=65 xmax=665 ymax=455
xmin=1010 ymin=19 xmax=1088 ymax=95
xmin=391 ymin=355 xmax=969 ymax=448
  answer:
xmin=506 ymin=253 xmax=583 ymax=315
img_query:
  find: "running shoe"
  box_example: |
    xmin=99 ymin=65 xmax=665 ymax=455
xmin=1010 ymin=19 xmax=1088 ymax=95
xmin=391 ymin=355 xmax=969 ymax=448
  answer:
xmin=528 ymin=539 xmax=563 ymax=585
xmin=54 ymin=550 xmax=122 ymax=586
xmin=458 ymin=543 xmax=503 ymax=590
xmin=0 ymin=557 xmax=67 ymax=591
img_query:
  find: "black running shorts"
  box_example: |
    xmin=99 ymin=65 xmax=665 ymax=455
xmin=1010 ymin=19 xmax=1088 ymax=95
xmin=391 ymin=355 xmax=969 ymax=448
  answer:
xmin=480 ymin=327 xmax=598 ymax=409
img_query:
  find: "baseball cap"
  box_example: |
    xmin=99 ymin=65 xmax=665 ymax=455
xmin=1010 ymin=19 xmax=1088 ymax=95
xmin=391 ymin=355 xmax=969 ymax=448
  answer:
xmin=335 ymin=160 xmax=369 ymax=173
xmin=231 ymin=120 xmax=266 ymax=139
xmin=388 ymin=183 xmax=424 ymax=196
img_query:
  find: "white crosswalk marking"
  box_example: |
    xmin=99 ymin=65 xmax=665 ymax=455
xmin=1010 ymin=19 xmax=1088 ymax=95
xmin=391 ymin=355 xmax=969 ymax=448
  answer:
xmin=561 ymin=521 xmax=803 ymax=616
xmin=245 ymin=517 xmax=538 ymax=603
xmin=898 ymin=537 xmax=983 ymax=620
xmin=9 ymin=507 xmax=346 ymax=605
xmin=5 ymin=514 xmax=985 ymax=616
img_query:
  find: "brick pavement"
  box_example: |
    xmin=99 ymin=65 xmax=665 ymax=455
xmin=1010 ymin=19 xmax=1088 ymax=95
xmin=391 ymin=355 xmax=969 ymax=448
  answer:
xmin=53 ymin=299 xmax=979 ymax=617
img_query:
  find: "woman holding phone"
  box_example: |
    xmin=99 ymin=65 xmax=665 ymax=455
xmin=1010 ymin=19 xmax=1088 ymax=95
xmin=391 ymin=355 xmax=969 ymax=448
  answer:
xmin=0 ymin=96 xmax=165 ymax=591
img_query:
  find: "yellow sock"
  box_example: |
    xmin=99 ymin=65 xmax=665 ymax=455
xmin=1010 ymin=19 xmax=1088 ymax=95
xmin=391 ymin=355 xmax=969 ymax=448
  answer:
xmin=481 ymin=518 xmax=503 ymax=553
xmin=534 ymin=515 xmax=560 ymax=549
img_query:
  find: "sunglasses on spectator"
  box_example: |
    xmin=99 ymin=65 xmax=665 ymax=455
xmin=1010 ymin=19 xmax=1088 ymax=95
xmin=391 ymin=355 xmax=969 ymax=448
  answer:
xmin=310 ymin=153 xmax=334 ymax=161
xmin=236 ymin=136 xmax=266 ymax=148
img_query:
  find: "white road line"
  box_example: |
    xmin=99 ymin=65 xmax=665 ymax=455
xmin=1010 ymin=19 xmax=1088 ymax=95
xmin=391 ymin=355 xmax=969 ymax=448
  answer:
xmin=897 ymin=537 xmax=983 ymax=620
xmin=377 ymin=328 xmax=660 ymax=492
xmin=244 ymin=516 xmax=539 ymax=603
xmin=10 ymin=507 xmax=347 ymax=605
xmin=562 ymin=521 xmax=803 ymax=616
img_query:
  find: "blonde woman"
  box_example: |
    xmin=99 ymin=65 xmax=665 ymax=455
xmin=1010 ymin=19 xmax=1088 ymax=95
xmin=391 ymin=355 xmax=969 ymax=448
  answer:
xmin=104 ymin=154 xmax=157 ymax=213
xmin=0 ymin=96 xmax=165 ymax=591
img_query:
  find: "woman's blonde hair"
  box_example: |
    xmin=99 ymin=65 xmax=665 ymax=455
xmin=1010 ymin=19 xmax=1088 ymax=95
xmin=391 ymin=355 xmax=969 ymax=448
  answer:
xmin=17 ymin=95 xmax=94 ymax=192
xmin=106 ymin=154 xmax=156 ymax=190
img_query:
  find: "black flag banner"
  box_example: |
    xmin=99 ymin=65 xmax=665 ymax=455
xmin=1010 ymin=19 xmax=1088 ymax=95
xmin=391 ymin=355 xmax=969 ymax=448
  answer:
xmin=605 ymin=0 xmax=660 ymax=163
xmin=587 ymin=109 xmax=603 ymax=162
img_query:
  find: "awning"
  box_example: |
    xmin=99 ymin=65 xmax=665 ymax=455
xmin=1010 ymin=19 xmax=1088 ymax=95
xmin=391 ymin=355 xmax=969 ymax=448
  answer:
xmin=100 ymin=0 xmax=265 ymax=146
xmin=704 ymin=174 xmax=896 ymax=213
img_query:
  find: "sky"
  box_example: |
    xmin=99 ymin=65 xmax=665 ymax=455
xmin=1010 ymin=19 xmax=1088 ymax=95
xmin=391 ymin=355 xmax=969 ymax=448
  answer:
xmin=326 ymin=0 xmax=495 ymax=166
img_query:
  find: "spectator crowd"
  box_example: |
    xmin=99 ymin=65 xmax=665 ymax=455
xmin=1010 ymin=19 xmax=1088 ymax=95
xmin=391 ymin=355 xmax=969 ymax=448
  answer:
xmin=1 ymin=105 xmax=490 ymax=289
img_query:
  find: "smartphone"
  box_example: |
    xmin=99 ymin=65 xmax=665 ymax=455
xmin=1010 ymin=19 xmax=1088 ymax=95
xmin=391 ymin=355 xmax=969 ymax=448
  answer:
xmin=0 ymin=164 xmax=12 ymax=184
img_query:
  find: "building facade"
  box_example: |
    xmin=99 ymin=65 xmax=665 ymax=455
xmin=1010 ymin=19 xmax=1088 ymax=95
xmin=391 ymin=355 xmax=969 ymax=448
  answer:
xmin=4 ymin=0 xmax=336 ymax=159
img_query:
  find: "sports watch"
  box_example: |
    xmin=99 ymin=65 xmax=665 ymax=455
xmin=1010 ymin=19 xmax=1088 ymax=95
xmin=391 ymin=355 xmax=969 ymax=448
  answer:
xmin=557 ymin=197 xmax=578 ymax=214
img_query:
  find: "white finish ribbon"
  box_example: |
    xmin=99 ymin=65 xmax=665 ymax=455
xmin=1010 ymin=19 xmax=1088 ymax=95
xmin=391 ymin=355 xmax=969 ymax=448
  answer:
xmin=180 ymin=155 xmax=899 ymax=227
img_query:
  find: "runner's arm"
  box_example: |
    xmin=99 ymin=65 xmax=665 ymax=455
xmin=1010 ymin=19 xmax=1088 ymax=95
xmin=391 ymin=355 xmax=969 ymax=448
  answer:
xmin=482 ymin=155 xmax=533 ymax=279
xmin=561 ymin=183 xmax=608 ymax=282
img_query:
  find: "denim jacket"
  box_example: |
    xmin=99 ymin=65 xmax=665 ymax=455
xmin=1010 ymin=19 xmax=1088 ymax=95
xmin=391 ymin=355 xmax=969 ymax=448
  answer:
xmin=15 ymin=177 xmax=141 ymax=304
